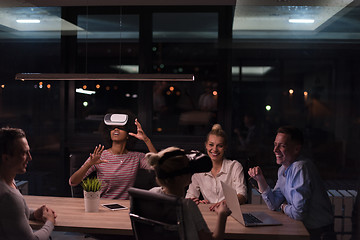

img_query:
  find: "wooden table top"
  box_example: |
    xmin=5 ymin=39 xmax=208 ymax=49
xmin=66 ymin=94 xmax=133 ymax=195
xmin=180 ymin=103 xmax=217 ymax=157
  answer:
xmin=197 ymin=203 xmax=309 ymax=240
xmin=24 ymin=195 xmax=309 ymax=240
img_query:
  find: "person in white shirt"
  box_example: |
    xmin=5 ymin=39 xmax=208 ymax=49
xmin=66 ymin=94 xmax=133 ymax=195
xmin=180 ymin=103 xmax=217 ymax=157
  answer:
xmin=186 ymin=124 xmax=247 ymax=211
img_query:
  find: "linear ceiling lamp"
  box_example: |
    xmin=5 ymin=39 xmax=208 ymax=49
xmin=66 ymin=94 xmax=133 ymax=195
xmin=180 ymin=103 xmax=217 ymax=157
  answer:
xmin=15 ymin=73 xmax=195 ymax=81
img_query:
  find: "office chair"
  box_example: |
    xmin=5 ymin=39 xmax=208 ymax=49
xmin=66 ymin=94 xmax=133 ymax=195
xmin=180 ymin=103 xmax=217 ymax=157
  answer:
xmin=128 ymin=187 xmax=186 ymax=240
xmin=69 ymin=153 xmax=97 ymax=198
xmin=133 ymin=168 xmax=158 ymax=190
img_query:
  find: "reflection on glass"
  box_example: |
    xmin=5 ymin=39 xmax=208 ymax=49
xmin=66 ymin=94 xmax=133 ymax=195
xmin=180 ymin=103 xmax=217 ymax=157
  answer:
xmin=75 ymin=81 xmax=138 ymax=134
xmin=152 ymin=81 xmax=218 ymax=135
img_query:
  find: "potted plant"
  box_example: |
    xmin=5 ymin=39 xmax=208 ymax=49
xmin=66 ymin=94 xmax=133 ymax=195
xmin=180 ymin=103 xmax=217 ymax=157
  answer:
xmin=82 ymin=177 xmax=102 ymax=212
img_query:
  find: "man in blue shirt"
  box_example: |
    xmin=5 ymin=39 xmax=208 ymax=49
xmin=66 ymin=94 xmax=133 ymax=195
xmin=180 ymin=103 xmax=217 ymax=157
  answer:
xmin=248 ymin=126 xmax=335 ymax=240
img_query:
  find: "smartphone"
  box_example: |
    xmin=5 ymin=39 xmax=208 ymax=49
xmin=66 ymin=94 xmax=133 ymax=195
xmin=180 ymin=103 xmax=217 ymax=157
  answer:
xmin=101 ymin=203 xmax=128 ymax=211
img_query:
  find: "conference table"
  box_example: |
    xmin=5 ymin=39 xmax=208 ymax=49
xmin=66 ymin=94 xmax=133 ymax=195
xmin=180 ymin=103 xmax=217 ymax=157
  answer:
xmin=24 ymin=195 xmax=309 ymax=240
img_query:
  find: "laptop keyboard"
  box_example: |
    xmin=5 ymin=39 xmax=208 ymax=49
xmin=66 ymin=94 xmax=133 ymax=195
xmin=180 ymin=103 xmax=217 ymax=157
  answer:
xmin=243 ymin=213 xmax=263 ymax=224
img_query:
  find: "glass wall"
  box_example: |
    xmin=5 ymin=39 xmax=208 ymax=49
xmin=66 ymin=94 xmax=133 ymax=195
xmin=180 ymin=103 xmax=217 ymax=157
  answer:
xmin=0 ymin=4 xmax=359 ymax=196
xmin=75 ymin=12 xmax=140 ymax=134
xmin=151 ymin=12 xmax=219 ymax=136
xmin=0 ymin=7 xmax=62 ymax=195
xmin=230 ymin=3 xmax=360 ymax=179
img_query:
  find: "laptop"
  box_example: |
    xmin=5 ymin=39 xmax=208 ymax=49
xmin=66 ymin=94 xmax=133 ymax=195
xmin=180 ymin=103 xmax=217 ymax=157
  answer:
xmin=220 ymin=181 xmax=282 ymax=227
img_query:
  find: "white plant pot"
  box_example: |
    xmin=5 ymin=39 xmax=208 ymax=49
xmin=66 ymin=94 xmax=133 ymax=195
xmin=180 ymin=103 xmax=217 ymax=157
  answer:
xmin=83 ymin=190 xmax=101 ymax=212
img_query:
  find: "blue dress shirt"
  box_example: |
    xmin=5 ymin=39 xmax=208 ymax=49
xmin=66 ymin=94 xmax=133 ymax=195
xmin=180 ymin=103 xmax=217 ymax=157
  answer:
xmin=261 ymin=156 xmax=334 ymax=229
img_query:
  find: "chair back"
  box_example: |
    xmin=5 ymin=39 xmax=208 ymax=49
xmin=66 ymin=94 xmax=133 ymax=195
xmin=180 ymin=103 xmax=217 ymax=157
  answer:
xmin=69 ymin=153 xmax=97 ymax=198
xmin=133 ymin=168 xmax=157 ymax=190
xmin=128 ymin=187 xmax=186 ymax=240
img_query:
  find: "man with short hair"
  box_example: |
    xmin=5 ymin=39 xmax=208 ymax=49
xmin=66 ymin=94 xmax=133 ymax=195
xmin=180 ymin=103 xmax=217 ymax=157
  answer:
xmin=248 ymin=125 xmax=335 ymax=240
xmin=0 ymin=127 xmax=56 ymax=240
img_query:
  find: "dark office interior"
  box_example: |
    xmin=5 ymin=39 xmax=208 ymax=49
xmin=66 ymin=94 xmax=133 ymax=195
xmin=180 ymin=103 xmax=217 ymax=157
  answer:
xmin=0 ymin=0 xmax=359 ymax=201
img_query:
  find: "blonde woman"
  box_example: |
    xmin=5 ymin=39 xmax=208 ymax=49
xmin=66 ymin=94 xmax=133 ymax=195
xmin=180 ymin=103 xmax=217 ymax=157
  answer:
xmin=186 ymin=124 xmax=247 ymax=210
xmin=147 ymin=147 xmax=231 ymax=240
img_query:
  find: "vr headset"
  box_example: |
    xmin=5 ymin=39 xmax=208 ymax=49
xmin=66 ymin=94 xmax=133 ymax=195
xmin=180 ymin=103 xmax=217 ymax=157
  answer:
xmin=156 ymin=150 xmax=212 ymax=179
xmin=104 ymin=113 xmax=136 ymax=133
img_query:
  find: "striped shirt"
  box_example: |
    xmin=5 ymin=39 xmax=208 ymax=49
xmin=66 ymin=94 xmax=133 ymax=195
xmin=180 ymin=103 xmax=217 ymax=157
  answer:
xmin=84 ymin=150 xmax=149 ymax=199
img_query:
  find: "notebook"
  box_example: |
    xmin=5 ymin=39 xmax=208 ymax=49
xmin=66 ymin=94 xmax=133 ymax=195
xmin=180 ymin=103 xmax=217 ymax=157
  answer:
xmin=220 ymin=181 xmax=282 ymax=227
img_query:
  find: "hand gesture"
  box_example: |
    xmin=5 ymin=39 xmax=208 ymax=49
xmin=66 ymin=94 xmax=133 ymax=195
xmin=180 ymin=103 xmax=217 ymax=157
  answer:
xmin=34 ymin=205 xmax=57 ymax=224
xmin=189 ymin=197 xmax=210 ymax=205
xmin=248 ymin=166 xmax=264 ymax=182
xmin=89 ymin=144 xmax=107 ymax=165
xmin=42 ymin=205 xmax=57 ymax=224
xmin=213 ymin=201 xmax=231 ymax=217
xmin=209 ymin=200 xmax=225 ymax=211
xmin=33 ymin=205 xmax=46 ymax=221
xmin=128 ymin=119 xmax=148 ymax=142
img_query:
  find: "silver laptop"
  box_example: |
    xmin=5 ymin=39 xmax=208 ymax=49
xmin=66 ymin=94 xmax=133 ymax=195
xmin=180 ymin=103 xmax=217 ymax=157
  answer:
xmin=221 ymin=181 xmax=282 ymax=227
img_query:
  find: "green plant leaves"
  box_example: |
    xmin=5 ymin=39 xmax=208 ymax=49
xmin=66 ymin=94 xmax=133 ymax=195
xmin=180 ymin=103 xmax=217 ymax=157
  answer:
xmin=81 ymin=177 xmax=102 ymax=192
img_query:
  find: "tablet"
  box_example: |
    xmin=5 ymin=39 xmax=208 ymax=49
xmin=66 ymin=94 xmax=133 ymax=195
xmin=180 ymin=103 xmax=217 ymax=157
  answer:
xmin=102 ymin=203 xmax=128 ymax=210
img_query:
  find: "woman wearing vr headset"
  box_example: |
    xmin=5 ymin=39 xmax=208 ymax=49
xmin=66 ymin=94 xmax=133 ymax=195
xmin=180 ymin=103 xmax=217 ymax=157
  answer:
xmin=69 ymin=112 xmax=157 ymax=199
xmin=147 ymin=147 xmax=231 ymax=240
xmin=186 ymin=124 xmax=247 ymax=210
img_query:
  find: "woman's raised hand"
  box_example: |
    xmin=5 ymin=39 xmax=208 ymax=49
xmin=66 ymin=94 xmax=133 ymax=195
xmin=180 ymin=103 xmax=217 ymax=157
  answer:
xmin=128 ymin=119 xmax=148 ymax=142
xmin=89 ymin=144 xmax=107 ymax=165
